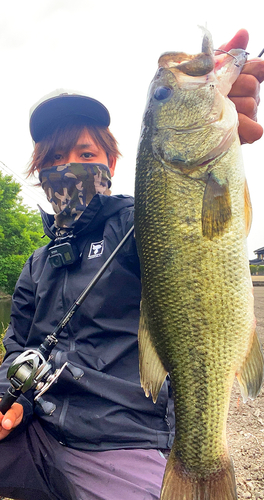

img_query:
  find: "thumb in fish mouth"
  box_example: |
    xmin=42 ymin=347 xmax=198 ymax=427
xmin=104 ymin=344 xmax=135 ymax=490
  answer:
xmin=158 ymin=31 xmax=214 ymax=77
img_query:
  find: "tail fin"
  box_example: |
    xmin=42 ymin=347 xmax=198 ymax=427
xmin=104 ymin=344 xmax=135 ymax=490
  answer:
xmin=161 ymin=452 xmax=237 ymax=500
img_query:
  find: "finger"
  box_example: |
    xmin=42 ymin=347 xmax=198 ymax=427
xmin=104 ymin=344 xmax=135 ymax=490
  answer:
xmin=0 ymin=426 xmax=13 ymax=440
xmin=218 ymin=29 xmax=249 ymax=52
xmin=242 ymin=59 xmax=264 ymax=83
xmin=229 ymin=74 xmax=260 ymax=103
xmin=1 ymin=403 xmax=23 ymax=430
xmin=237 ymin=113 xmax=263 ymax=144
xmin=230 ymin=97 xmax=258 ymax=121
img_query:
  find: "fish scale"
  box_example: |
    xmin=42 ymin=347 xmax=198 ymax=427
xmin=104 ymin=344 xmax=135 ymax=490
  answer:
xmin=135 ymin=29 xmax=263 ymax=500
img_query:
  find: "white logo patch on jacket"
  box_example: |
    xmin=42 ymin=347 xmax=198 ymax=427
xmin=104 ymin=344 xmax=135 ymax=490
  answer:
xmin=88 ymin=240 xmax=104 ymax=259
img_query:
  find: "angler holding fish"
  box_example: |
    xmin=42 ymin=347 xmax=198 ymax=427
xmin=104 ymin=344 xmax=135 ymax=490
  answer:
xmin=135 ymin=28 xmax=264 ymax=500
xmin=0 ymin=29 xmax=263 ymax=500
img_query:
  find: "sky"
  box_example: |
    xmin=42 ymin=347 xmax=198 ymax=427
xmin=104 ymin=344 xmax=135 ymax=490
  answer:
xmin=0 ymin=0 xmax=263 ymax=259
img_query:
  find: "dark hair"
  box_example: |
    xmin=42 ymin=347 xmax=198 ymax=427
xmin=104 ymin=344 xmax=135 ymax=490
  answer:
xmin=26 ymin=116 xmax=121 ymax=177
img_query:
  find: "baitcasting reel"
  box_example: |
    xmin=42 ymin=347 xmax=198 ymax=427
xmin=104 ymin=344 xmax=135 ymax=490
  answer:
xmin=0 ymin=345 xmax=67 ymax=415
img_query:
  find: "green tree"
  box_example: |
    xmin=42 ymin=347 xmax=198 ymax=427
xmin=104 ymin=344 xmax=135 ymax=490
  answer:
xmin=250 ymin=265 xmax=264 ymax=276
xmin=0 ymin=171 xmax=47 ymax=295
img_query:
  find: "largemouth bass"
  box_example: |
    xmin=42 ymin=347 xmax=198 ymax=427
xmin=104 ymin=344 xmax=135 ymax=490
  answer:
xmin=134 ymin=29 xmax=264 ymax=500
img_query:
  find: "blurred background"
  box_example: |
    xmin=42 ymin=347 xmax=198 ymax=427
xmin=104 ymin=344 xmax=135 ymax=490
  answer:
xmin=0 ymin=0 xmax=263 ymax=259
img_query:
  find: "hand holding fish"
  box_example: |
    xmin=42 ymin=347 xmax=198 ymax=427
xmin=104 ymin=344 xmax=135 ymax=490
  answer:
xmin=223 ymin=29 xmax=264 ymax=143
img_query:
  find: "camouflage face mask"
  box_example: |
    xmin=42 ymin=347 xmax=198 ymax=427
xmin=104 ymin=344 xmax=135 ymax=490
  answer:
xmin=39 ymin=162 xmax=112 ymax=228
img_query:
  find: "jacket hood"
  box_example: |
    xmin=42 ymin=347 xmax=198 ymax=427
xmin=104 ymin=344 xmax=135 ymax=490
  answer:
xmin=39 ymin=194 xmax=135 ymax=240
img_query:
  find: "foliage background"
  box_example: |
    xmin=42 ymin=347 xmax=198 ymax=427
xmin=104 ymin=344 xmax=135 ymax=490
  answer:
xmin=250 ymin=265 xmax=264 ymax=275
xmin=0 ymin=328 xmax=5 ymax=363
xmin=0 ymin=171 xmax=47 ymax=295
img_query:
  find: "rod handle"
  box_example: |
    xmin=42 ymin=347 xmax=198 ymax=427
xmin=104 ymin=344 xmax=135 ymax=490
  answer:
xmin=0 ymin=387 xmax=20 ymax=415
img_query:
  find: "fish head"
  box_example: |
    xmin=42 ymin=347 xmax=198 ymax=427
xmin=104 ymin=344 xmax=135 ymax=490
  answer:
xmin=141 ymin=29 xmax=247 ymax=172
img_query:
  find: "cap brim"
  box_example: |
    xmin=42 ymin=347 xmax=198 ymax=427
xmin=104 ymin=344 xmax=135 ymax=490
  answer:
xmin=29 ymin=94 xmax=110 ymax=143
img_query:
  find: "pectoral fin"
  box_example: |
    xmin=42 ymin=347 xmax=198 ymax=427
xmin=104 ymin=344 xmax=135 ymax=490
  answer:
xmin=138 ymin=297 xmax=168 ymax=403
xmin=236 ymin=329 xmax=264 ymax=402
xmin=202 ymin=173 xmax=232 ymax=239
xmin=244 ymin=179 xmax=252 ymax=237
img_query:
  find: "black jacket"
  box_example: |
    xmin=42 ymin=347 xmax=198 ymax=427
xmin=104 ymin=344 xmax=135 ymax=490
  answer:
xmin=0 ymin=194 xmax=174 ymax=451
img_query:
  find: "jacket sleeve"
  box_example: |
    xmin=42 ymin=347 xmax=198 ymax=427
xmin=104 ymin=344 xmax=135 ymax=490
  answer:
xmin=0 ymin=255 xmax=36 ymax=431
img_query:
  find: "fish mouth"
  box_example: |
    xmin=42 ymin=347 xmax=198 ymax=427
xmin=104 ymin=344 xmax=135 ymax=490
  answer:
xmin=153 ymin=125 xmax=216 ymax=170
xmin=154 ymin=135 xmax=228 ymax=172
xmin=164 ymin=156 xmax=214 ymax=173
xmin=154 ymin=118 xmax=222 ymax=167
xmin=153 ymin=144 xmax=212 ymax=172
xmin=171 ymin=157 xmax=216 ymax=170
xmin=156 ymin=115 xmax=221 ymax=134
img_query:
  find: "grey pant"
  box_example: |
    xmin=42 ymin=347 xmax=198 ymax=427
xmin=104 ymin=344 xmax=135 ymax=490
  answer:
xmin=0 ymin=419 xmax=167 ymax=500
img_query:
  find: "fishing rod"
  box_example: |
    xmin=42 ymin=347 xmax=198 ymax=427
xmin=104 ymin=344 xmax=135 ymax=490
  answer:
xmin=0 ymin=225 xmax=135 ymax=415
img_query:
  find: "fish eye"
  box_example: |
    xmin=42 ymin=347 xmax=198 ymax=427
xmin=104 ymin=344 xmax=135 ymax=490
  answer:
xmin=154 ymin=86 xmax=172 ymax=101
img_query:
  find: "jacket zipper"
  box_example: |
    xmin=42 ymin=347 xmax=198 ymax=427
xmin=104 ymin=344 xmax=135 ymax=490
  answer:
xmin=56 ymin=268 xmax=78 ymax=445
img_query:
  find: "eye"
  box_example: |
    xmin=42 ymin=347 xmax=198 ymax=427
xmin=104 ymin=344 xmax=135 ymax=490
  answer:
xmin=154 ymin=86 xmax=172 ymax=101
xmin=54 ymin=153 xmax=63 ymax=160
xmin=81 ymin=152 xmax=94 ymax=159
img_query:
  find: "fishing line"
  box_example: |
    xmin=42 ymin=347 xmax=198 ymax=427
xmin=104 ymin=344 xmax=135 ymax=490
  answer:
xmin=0 ymin=160 xmax=47 ymax=207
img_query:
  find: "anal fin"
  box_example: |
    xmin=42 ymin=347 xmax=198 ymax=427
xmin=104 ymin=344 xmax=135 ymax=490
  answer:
xmin=236 ymin=329 xmax=264 ymax=402
xmin=138 ymin=297 xmax=168 ymax=403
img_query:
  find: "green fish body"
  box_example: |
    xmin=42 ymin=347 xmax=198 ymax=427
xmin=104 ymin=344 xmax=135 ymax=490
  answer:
xmin=135 ymin=30 xmax=264 ymax=500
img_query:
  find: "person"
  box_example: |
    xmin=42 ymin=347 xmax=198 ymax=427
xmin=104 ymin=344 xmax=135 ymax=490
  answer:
xmin=0 ymin=30 xmax=263 ymax=500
